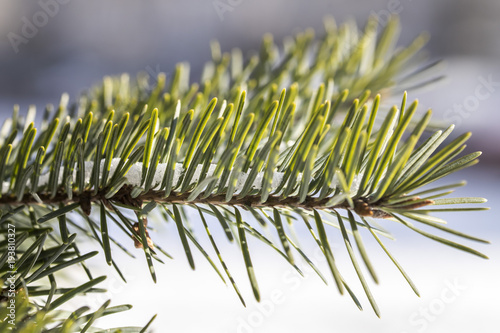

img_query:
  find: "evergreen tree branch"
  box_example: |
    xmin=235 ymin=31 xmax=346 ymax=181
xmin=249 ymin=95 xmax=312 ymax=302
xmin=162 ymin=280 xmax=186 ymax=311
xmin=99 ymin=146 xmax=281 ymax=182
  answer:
xmin=0 ymin=15 xmax=489 ymax=330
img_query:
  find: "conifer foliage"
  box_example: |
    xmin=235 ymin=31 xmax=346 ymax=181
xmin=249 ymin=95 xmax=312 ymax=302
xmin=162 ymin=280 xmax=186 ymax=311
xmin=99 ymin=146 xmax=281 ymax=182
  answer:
xmin=0 ymin=16 xmax=488 ymax=331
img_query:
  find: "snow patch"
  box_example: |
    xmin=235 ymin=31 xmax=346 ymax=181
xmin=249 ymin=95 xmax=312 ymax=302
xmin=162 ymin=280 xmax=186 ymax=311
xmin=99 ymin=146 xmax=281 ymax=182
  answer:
xmin=2 ymin=158 xmax=356 ymax=196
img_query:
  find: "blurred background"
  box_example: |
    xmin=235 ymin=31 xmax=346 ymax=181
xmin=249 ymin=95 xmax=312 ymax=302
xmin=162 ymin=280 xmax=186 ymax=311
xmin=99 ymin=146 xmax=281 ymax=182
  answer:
xmin=0 ymin=0 xmax=498 ymax=332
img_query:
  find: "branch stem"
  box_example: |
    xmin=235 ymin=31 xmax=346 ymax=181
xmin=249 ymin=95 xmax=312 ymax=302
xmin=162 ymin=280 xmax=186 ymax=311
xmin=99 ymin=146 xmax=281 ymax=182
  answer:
xmin=0 ymin=185 xmax=397 ymax=218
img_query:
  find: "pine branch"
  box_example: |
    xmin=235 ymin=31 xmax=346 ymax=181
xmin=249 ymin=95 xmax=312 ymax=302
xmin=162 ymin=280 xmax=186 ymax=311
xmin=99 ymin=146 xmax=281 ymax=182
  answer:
xmin=0 ymin=15 xmax=489 ymax=330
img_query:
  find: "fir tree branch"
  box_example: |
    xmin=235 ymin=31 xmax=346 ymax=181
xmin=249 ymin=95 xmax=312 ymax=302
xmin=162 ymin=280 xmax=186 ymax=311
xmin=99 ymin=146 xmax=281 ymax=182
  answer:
xmin=0 ymin=15 xmax=489 ymax=329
